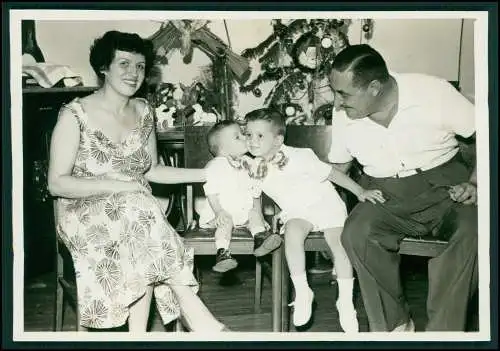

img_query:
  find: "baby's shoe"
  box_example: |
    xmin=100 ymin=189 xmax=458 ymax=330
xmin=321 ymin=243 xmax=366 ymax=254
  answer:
xmin=288 ymin=289 xmax=315 ymax=327
xmin=253 ymin=231 xmax=282 ymax=257
xmin=213 ymin=248 xmax=238 ymax=273
xmin=336 ymin=301 xmax=359 ymax=333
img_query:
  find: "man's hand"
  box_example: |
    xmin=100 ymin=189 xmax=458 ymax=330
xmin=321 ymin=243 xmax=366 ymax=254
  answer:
xmin=448 ymin=182 xmax=477 ymax=205
xmin=357 ymin=189 xmax=386 ymax=204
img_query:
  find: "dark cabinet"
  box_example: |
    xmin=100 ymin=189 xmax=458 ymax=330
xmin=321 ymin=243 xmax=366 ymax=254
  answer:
xmin=22 ymin=87 xmax=97 ymax=279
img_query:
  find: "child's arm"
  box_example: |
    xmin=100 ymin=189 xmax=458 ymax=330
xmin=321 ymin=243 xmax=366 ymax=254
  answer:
xmin=327 ymin=166 xmax=385 ymax=204
xmin=206 ymin=194 xmax=232 ymax=227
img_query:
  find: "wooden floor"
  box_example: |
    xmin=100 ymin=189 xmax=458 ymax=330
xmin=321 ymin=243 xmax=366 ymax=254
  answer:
xmin=23 ymin=253 xmax=478 ymax=333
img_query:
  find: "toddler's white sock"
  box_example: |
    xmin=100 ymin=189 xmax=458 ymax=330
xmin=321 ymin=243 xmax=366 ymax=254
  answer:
xmin=291 ymin=272 xmax=311 ymax=295
xmin=337 ymin=277 xmax=355 ymax=306
xmin=336 ymin=278 xmax=358 ymax=333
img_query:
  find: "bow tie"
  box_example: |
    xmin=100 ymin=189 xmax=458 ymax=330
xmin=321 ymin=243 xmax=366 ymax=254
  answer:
xmin=226 ymin=151 xmax=289 ymax=180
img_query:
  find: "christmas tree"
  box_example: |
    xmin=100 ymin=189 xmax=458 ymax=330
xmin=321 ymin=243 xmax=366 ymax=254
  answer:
xmin=239 ymin=19 xmax=351 ymax=125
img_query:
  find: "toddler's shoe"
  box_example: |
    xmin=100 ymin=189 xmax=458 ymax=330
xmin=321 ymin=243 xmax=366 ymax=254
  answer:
xmin=253 ymin=231 xmax=282 ymax=257
xmin=336 ymin=301 xmax=359 ymax=333
xmin=212 ymin=248 xmax=238 ymax=273
xmin=288 ymin=289 xmax=315 ymax=327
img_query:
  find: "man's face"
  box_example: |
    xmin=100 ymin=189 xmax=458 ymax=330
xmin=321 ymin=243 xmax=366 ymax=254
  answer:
xmin=328 ymin=69 xmax=375 ymax=119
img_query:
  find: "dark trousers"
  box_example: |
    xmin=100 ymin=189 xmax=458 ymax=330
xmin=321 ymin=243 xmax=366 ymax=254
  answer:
xmin=341 ymin=155 xmax=478 ymax=331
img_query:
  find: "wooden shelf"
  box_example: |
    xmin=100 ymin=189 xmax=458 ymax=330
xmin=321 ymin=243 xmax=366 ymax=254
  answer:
xmin=22 ymin=86 xmax=98 ymax=94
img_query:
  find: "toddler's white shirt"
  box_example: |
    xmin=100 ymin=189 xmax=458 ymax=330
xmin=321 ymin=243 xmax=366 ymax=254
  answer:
xmin=259 ymin=145 xmax=347 ymax=230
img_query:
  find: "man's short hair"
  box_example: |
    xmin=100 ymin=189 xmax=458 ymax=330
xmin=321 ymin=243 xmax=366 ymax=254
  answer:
xmin=244 ymin=108 xmax=286 ymax=136
xmin=206 ymin=120 xmax=239 ymax=156
xmin=330 ymin=44 xmax=390 ymax=88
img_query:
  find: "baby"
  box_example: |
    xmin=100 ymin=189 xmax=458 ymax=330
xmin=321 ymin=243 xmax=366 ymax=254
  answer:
xmin=244 ymin=108 xmax=385 ymax=332
xmin=195 ymin=120 xmax=283 ymax=273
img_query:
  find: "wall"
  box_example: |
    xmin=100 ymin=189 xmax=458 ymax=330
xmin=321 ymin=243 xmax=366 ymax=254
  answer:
xmin=459 ymin=19 xmax=475 ymax=103
xmin=35 ymin=18 xmax=475 ymax=117
xmin=360 ymin=19 xmax=463 ymax=81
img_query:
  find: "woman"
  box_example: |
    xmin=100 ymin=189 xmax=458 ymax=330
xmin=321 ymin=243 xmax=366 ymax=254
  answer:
xmin=48 ymin=30 xmax=228 ymax=332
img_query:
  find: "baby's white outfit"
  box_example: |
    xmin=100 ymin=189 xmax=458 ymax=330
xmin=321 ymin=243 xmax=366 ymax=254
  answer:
xmin=197 ymin=156 xmax=261 ymax=227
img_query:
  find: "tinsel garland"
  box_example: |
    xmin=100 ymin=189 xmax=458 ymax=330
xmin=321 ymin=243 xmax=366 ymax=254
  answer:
xmin=241 ymin=32 xmax=279 ymax=60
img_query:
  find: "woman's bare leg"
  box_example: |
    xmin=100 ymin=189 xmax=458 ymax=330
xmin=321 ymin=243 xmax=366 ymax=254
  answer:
xmin=170 ymin=285 xmax=225 ymax=332
xmin=128 ymin=286 xmax=154 ymax=332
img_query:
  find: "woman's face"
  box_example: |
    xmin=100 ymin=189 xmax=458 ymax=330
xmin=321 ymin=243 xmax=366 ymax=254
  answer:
xmin=102 ymin=50 xmax=146 ymax=96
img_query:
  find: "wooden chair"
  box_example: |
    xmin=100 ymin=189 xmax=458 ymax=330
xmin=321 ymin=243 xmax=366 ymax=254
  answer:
xmin=53 ymin=199 xmax=81 ymax=331
xmin=277 ymin=125 xmax=462 ymax=331
xmin=182 ymin=125 xmax=284 ymax=332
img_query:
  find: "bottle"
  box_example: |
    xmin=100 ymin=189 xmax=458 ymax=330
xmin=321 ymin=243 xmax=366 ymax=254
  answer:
xmin=22 ymin=20 xmax=45 ymax=63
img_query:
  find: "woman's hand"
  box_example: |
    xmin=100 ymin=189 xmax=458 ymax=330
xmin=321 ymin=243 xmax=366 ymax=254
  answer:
xmin=357 ymin=189 xmax=386 ymax=204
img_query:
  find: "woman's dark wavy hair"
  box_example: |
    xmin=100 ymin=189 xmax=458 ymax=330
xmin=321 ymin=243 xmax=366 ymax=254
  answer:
xmin=89 ymin=30 xmax=155 ymax=85
xmin=330 ymin=44 xmax=390 ymax=88
xmin=244 ymin=108 xmax=286 ymax=136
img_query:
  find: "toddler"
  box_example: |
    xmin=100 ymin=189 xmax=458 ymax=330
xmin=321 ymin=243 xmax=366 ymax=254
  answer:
xmin=195 ymin=120 xmax=283 ymax=273
xmin=244 ymin=108 xmax=386 ymax=332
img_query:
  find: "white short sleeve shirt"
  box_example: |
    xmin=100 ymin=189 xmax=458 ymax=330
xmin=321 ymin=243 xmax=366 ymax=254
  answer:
xmin=328 ymin=73 xmax=475 ymax=178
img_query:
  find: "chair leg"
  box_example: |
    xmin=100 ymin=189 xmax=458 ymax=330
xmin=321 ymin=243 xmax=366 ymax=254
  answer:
xmin=193 ymin=257 xmax=202 ymax=286
xmin=174 ymin=318 xmax=184 ymax=332
xmin=76 ymin=304 xmax=85 ymax=331
xmin=271 ymin=247 xmax=282 ymax=332
xmin=281 ymin=252 xmax=290 ymax=332
xmin=254 ymin=259 xmax=262 ymax=313
xmin=54 ymin=279 xmax=64 ymax=331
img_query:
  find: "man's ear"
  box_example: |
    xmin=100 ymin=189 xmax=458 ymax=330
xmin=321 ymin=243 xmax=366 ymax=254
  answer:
xmin=367 ymin=80 xmax=381 ymax=96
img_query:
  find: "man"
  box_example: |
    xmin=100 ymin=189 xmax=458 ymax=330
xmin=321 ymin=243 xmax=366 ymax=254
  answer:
xmin=327 ymin=44 xmax=478 ymax=332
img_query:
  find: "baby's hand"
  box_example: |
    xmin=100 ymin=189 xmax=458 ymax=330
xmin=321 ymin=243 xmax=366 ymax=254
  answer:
xmin=215 ymin=210 xmax=232 ymax=227
xmin=357 ymin=189 xmax=386 ymax=204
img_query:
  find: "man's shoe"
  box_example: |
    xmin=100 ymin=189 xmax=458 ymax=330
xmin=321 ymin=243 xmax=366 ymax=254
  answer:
xmin=253 ymin=231 xmax=282 ymax=257
xmin=391 ymin=318 xmax=415 ymax=332
xmin=212 ymin=248 xmax=238 ymax=273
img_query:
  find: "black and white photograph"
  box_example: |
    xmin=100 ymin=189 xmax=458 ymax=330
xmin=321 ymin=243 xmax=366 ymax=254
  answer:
xmin=3 ymin=3 xmax=496 ymax=347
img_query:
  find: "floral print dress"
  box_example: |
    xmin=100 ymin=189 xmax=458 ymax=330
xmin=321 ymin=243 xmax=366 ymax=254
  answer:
xmin=55 ymin=97 xmax=198 ymax=329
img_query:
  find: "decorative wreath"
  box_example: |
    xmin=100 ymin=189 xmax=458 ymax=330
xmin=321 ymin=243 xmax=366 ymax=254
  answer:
xmin=292 ymin=32 xmax=327 ymax=74
xmin=291 ymin=30 xmax=348 ymax=75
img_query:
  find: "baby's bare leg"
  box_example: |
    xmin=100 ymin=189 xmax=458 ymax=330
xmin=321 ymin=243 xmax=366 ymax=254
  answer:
xmin=247 ymin=208 xmax=267 ymax=235
xmin=213 ymin=217 xmax=233 ymax=250
xmin=212 ymin=217 xmax=238 ymax=273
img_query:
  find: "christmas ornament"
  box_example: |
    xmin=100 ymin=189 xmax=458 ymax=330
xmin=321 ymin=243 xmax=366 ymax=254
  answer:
xmin=253 ymin=88 xmax=262 ymax=97
xmin=285 ymin=106 xmax=296 ymax=116
xmin=321 ymin=36 xmax=333 ymax=49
